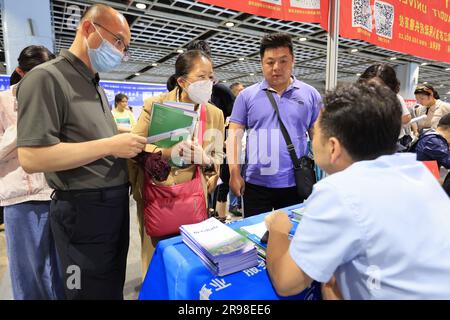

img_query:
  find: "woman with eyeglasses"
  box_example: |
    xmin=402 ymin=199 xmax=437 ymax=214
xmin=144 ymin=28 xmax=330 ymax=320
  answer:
xmin=414 ymin=84 xmax=450 ymax=133
xmin=129 ymin=50 xmax=225 ymax=279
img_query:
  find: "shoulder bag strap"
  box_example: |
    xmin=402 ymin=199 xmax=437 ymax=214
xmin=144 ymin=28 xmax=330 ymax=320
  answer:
xmin=265 ymin=90 xmax=301 ymax=169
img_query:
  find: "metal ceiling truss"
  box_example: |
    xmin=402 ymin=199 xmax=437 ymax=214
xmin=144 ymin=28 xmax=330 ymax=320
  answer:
xmin=1 ymin=0 xmax=448 ymax=98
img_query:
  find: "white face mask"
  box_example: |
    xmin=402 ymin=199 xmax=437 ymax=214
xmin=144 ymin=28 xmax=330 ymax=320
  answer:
xmin=186 ymin=79 xmax=213 ymax=105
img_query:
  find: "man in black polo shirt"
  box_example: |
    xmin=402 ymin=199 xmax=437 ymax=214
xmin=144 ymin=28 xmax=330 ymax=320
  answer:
xmin=16 ymin=4 xmax=146 ymax=299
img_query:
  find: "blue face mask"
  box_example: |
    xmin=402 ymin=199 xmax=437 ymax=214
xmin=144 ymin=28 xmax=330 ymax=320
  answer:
xmin=86 ymin=27 xmax=124 ymax=73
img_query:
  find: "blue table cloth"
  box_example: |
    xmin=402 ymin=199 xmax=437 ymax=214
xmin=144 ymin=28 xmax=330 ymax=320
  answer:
xmin=139 ymin=204 xmax=321 ymax=300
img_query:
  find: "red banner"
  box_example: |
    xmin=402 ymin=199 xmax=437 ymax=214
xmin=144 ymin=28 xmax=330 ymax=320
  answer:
xmin=197 ymin=0 xmax=450 ymax=64
xmin=339 ymin=0 xmax=450 ymax=63
xmin=197 ymin=0 xmax=326 ymax=23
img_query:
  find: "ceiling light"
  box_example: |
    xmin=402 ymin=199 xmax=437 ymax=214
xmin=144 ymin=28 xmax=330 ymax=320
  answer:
xmin=225 ymin=22 xmax=235 ymax=28
xmin=423 ymin=82 xmax=428 ymax=84
xmin=350 ymin=48 xmax=359 ymax=53
xmin=176 ymin=49 xmax=184 ymax=54
xmin=421 ymin=62 xmax=428 ymax=66
xmin=249 ymin=73 xmax=255 ymax=76
xmin=299 ymin=37 xmax=308 ymax=42
xmin=238 ymin=57 xmax=245 ymax=61
xmin=222 ymin=80 xmax=227 ymax=83
xmin=446 ymin=68 xmax=450 ymax=71
xmin=439 ymin=84 xmax=444 ymax=88
xmin=389 ymin=57 xmax=397 ymax=60
xmin=356 ymin=73 xmax=361 ymax=77
xmin=151 ymin=63 xmax=158 ymax=67
xmin=447 ymin=91 xmax=450 ymax=94
xmin=136 ymin=3 xmax=147 ymax=10
xmin=134 ymin=73 xmax=141 ymax=76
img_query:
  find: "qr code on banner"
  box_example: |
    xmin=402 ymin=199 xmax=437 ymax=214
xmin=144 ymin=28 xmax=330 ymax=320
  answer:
xmin=352 ymin=0 xmax=372 ymax=32
xmin=262 ymin=0 xmax=282 ymax=5
xmin=374 ymin=0 xmax=394 ymax=39
xmin=290 ymin=0 xmax=320 ymax=9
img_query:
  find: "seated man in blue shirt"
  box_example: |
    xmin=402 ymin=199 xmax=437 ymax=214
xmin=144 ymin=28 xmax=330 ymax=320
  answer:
xmin=415 ymin=113 xmax=450 ymax=169
xmin=265 ymin=83 xmax=450 ymax=299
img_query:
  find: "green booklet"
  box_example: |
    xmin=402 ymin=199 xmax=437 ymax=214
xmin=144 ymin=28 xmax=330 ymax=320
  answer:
xmin=147 ymin=102 xmax=198 ymax=149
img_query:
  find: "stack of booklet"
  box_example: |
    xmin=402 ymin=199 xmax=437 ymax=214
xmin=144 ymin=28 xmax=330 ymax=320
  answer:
xmin=180 ymin=218 xmax=259 ymax=277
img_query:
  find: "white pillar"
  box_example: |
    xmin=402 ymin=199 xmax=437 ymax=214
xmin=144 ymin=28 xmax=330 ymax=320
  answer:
xmin=325 ymin=0 xmax=340 ymax=91
xmin=395 ymin=63 xmax=419 ymax=101
xmin=1 ymin=0 xmax=53 ymax=75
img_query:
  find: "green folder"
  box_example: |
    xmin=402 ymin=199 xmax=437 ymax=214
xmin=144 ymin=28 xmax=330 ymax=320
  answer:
xmin=147 ymin=102 xmax=198 ymax=149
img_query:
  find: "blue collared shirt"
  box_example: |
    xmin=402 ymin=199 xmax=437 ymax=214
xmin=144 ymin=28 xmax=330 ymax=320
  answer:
xmin=289 ymin=153 xmax=450 ymax=299
xmin=230 ymin=77 xmax=322 ymax=188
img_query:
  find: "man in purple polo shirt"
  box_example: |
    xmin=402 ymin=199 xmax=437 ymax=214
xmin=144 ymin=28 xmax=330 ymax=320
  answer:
xmin=227 ymin=32 xmax=322 ymax=217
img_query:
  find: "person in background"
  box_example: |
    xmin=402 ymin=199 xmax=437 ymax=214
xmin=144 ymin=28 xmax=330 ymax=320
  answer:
xmin=358 ymin=63 xmax=412 ymax=148
xmin=414 ymin=113 xmax=450 ymax=197
xmin=129 ymin=50 xmax=224 ymax=279
xmin=414 ymin=84 xmax=450 ymax=132
xmin=230 ymin=82 xmax=245 ymax=97
xmin=227 ymin=32 xmax=322 ymax=217
xmin=16 ymin=4 xmax=146 ymax=299
xmin=215 ymin=82 xmax=247 ymax=220
xmin=112 ymin=93 xmax=136 ymax=132
xmin=0 ymin=45 xmax=65 ymax=300
xmin=264 ymin=83 xmax=450 ymax=300
xmin=415 ymin=113 xmax=450 ymax=168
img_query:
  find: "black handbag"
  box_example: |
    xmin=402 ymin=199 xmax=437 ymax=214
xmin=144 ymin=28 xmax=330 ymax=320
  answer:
xmin=265 ymin=90 xmax=317 ymax=200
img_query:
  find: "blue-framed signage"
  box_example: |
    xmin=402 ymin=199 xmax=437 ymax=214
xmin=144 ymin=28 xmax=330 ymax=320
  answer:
xmin=99 ymin=80 xmax=167 ymax=109
xmin=0 ymin=75 xmax=167 ymax=108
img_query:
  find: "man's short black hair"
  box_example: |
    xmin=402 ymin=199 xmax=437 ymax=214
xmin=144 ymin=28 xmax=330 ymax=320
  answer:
xmin=438 ymin=113 xmax=450 ymax=129
xmin=260 ymin=32 xmax=293 ymax=58
xmin=320 ymin=83 xmax=402 ymax=161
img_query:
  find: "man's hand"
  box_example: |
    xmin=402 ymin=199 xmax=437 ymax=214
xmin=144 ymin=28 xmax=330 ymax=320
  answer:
xmin=229 ymin=173 xmax=245 ymax=197
xmin=321 ymin=276 xmax=343 ymax=300
xmin=265 ymin=210 xmax=292 ymax=235
xmin=108 ymin=133 xmax=147 ymax=158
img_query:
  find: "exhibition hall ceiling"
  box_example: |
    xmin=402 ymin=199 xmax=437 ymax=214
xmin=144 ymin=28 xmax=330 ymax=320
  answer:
xmin=2 ymin=0 xmax=450 ymax=98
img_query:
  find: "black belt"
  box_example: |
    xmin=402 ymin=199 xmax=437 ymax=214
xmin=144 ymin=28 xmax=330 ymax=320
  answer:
xmin=51 ymin=183 xmax=129 ymax=202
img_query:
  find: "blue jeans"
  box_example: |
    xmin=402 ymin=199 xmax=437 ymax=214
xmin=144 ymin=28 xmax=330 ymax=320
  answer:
xmin=4 ymin=201 xmax=65 ymax=300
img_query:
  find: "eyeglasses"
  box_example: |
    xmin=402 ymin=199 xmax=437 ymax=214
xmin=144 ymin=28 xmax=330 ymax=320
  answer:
xmin=93 ymin=22 xmax=130 ymax=62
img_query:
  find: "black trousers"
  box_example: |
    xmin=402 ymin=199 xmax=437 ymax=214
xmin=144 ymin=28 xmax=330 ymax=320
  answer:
xmin=217 ymin=162 xmax=231 ymax=202
xmin=49 ymin=184 xmax=130 ymax=300
xmin=243 ymin=182 xmax=304 ymax=217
